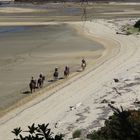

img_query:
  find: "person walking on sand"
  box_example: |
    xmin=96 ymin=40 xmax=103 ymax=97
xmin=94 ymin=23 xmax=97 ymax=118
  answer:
xmin=37 ymin=75 xmax=42 ymax=88
xmin=81 ymin=58 xmax=86 ymax=70
xmin=64 ymin=66 xmax=70 ymax=78
xmin=29 ymin=76 xmax=36 ymax=93
xmin=37 ymin=73 xmax=45 ymax=88
xmin=53 ymin=67 xmax=59 ymax=80
xmin=40 ymin=73 xmax=45 ymax=86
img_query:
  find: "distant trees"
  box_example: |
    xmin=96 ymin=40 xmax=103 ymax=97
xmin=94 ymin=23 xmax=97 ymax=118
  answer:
xmin=13 ymin=0 xmax=140 ymax=2
xmin=14 ymin=0 xmax=86 ymax=3
xmin=80 ymin=0 xmax=88 ymax=5
xmin=87 ymin=105 xmax=140 ymax=140
xmin=12 ymin=123 xmax=63 ymax=140
xmin=14 ymin=0 xmax=67 ymax=3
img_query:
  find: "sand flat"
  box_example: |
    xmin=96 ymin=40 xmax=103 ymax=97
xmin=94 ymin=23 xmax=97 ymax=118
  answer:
xmin=0 ymin=23 xmax=103 ymax=115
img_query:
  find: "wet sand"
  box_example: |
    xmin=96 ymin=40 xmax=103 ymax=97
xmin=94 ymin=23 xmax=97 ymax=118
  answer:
xmin=0 ymin=23 xmax=104 ymax=116
xmin=0 ymin=3 xmax=140 ymax=23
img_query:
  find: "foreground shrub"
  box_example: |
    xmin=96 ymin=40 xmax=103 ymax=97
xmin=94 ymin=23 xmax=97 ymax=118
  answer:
xmin=72 ymin=129 xmax=82 ymax=138
xmin=12 ymin=123 xmax=63 ymax=140
xmin=87 ymin=104 xmax=140 ymax=140
xmin=134 ymin=19 xmax=140 ymax=29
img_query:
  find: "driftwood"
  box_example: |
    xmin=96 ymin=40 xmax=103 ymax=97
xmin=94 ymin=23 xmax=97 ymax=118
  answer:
xmin=112 ymin=87 xmax=121 ymax=95
xmin=108 ymin=104 xmax=124 ymax=114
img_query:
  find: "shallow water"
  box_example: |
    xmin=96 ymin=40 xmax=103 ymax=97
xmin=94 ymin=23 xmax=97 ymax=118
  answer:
xmin=0 ymin=26 xmax=26 ymax=33
xmin=0 ymin=24 xmax=103 ymax=110
xmin=0 ymin=24 xmax=102 ymax=58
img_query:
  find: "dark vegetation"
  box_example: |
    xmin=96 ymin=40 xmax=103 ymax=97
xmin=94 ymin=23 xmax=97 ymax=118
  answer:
xmin=72 ymin=129 xmax=82 ymax=138
xmin=134 ymin=19 xmax=140 ymax=29
xmin=12 ymin=123 xmax=63 ymax=140
xmin=87 ymin=104 xmax=140 ymax=140
xmin=119 ymin=19 xmax=140 ymax=35
xmin=12 ymin=105 xmax=140 ymax=140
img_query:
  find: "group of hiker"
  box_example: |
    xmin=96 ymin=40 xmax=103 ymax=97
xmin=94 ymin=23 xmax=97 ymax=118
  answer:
xmin=29 ymin=58 xmax=86 ymax=93
xmin=29 ymin=74 xmax=45 ymax=93
xmin=53 ymin=65 xmax=70 ymax=80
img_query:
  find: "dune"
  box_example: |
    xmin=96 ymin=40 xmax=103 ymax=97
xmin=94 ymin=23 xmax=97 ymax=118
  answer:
xmin=0 ymin=19 xmax=140 ymax=139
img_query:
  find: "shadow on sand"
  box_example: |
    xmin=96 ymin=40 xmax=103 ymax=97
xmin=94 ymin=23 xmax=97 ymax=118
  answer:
xmin=77 ymin=69 xmax=83 ymax=72
xmin=22 ymin=91 xmax=31 ymax=94
xmin=48 ymin=77 xmax=64 ymax=83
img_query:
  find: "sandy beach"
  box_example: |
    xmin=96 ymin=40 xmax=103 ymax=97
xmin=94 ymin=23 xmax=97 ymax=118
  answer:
xmin=0 ymin=23 xmax=104 ymax=116
xmin=0 ymin=2 xmax=140 ymax=140
xmin=0 ymin=18 xmax=140 ymax=139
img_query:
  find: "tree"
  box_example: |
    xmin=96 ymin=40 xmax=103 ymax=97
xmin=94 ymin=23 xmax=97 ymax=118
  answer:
xmin=87 ymin=105 xmax=140 ymax=140
xmin=12 ymin=123 xmax=63 ymax=140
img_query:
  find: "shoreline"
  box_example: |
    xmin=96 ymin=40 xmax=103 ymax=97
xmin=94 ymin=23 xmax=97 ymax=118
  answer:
xmin=0 ymin=22 xmax=105 ymax=118
xmin=0 ymin=20 xmax=117 ymax=118
xmin=0 ymin=20 xmax=121 ymax=139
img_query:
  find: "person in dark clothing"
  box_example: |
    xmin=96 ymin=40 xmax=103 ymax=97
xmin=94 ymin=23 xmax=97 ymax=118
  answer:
xmin=29 ymin=77 xmax=36 ymax=93
xmin=64 ymin=66 xmax=70 ymax=78
xmin=53 ymin=67 xmax=59 ymax=80
xmin=81 ymin=58 xmax=86 ymax=70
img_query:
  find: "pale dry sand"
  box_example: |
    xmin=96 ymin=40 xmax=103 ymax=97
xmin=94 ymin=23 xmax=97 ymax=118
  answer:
xmin=0 ymin=18 xmax=140 ymax=139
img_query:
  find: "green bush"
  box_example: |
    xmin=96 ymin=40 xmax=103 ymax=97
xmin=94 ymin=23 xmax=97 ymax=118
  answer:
xmin=134 ymin=19 xmax=140 ymax=29
xmin=72 ymin=129 xmax=82 ymax=138
xmin=12 ymin=123 xmax=64 ymax=140
xmin=87 ymin=105 xmax=140 ymax=140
